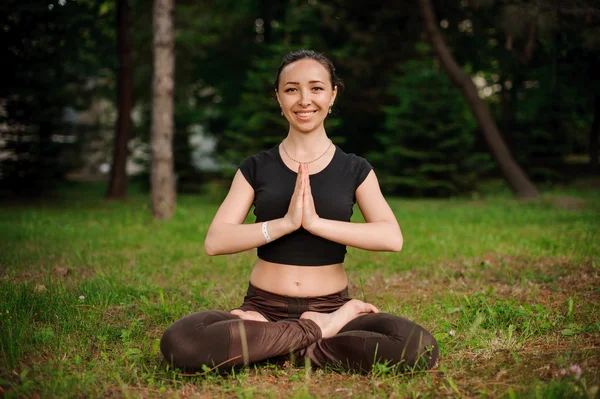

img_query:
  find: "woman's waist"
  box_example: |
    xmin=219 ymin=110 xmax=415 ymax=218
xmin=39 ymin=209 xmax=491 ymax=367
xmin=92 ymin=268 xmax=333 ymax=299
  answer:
xmin=238 ymin=282 xmax=350 ymax=321
xmin=249 ymin=259 xmax=348 ymax=297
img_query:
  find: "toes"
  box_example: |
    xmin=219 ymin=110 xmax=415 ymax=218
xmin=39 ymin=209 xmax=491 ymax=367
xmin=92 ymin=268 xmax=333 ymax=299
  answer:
xmin=367 ymin=304 xmax=380 ymax=313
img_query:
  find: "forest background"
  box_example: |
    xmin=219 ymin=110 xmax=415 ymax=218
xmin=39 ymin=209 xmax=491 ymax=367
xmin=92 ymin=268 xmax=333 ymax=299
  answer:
xmin=1 ymin=0 xmax=599 ymax=201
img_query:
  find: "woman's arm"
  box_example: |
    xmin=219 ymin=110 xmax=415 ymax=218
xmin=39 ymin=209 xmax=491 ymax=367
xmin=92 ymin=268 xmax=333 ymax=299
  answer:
xmin=303 ymin=170 xmax=403 ymax=252
xmin=204 ymin=169 xmax=302 ymax=256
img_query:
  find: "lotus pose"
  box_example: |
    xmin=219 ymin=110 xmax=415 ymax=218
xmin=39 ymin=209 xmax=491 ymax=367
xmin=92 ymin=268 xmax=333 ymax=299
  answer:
xmin=160 ymin=50 xmax=439 ymax=373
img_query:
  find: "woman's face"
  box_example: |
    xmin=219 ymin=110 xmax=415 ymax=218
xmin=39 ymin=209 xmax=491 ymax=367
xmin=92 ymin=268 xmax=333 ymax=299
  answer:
xmin=276 ymin=58 xmax=337 ymax=134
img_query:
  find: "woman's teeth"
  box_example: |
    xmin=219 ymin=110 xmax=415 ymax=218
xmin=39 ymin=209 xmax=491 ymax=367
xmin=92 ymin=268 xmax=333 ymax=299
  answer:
xmin=297 ymin=111 xmax=315 ymax=117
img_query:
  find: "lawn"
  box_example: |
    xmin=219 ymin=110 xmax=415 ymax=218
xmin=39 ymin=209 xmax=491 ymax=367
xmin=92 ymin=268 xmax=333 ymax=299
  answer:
xmin=1 ymin=179 xmax=599 ymax=398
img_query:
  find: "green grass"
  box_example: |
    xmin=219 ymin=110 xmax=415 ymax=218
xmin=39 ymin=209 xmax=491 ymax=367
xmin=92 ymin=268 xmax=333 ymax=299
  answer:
xmin=1 ymin=179 xmax=599 ymax=398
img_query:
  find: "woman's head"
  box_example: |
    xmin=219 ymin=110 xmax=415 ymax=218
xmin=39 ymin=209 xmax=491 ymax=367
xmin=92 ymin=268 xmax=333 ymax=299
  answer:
xmin=274 ymin=50 xmax=344 ymax=93
xmin=274 ymin=50 xmax=343 ymax=134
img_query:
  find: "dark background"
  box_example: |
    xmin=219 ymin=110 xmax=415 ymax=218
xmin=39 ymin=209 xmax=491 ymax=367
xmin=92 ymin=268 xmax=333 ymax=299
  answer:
xmin=1 ymin=0 xmax=598 ymax=199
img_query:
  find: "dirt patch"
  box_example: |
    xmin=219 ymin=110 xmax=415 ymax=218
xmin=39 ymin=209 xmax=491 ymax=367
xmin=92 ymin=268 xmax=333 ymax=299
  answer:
xmin=352 ymin=253 xmax=597 ymax=297
xmin=3 ymin=267 xmax=96 ymax=286
xmin=544 ymin=195 xmax=587 ymax=211
xmin=570 ymin=177 xmax=600 ymax=190
xmin=440 ymin=254 xmax=598 ymax=300
xmin=447 ymin=343 xmax=600 ymax=396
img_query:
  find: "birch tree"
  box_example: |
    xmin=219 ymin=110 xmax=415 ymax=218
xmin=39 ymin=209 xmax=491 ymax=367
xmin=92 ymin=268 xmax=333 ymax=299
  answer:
xmin=151 ymin=0 xmax=176 ymax=219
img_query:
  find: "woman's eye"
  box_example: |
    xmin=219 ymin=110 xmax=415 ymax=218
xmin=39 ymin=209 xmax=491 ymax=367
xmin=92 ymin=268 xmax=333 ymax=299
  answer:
xmin=285 ymin=88 xmax=297 ymax=92
xmin=312 ymin=87 xmax=324 ymax=91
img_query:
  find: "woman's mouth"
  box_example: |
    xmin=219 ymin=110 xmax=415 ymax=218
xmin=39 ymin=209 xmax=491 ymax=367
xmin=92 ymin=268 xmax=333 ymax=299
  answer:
xmin=295 ymin=111 xmax=317 ymax=119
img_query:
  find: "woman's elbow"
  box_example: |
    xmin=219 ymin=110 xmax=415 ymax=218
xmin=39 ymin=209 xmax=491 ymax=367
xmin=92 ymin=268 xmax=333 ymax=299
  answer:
xmin=204 ymin=234 xmax=220 ymax=256
xmin=204 ymin=241 xmax=216 ymax=256
xmin=388 ymin=238 xmax=403 ymax=252
xmin=388 ymin=231 xmax=403 ymax=252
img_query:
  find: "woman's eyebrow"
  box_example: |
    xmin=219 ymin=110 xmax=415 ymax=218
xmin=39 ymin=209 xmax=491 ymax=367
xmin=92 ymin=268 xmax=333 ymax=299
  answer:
xmin=284 ymin=80 xmax=325 ymax=86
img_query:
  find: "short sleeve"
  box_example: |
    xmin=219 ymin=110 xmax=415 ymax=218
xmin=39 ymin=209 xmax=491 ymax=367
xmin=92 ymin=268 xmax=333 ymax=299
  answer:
xmin=239 ymin=155 xmax=257 ymax=189
xmin=355 ymin=156 xmax=373 ymax=189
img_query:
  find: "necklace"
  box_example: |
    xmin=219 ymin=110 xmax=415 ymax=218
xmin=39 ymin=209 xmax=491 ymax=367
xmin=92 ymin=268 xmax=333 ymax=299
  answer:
xmin=281 ymin=139 xmax=333 ymax=164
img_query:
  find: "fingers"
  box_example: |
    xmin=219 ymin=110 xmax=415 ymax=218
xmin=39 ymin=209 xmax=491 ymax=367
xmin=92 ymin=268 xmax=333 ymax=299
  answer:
xmin=294 ymin=162 xmax=303 ymax=193
xmin=304 ymin=164 xmax=311 ymax=196
xmin=298 ymin=164 xmax=305 ymax=205
xmin=291 ymin=163 xmax=304 ymax=208
xmin=301 ymin=163 xmax=312 ymax=203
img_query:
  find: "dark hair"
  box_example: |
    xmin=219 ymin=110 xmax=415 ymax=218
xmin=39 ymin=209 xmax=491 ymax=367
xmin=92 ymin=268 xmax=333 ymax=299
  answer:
xmin=274 ymin=50 xmax=344 ymax=93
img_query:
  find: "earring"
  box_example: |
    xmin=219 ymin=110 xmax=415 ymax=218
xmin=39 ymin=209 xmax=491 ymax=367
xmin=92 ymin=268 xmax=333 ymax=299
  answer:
xmin=328 ymin=107 xmax=332 ymax=114
xmin=281 ymin=110 xmax=284 ymax=116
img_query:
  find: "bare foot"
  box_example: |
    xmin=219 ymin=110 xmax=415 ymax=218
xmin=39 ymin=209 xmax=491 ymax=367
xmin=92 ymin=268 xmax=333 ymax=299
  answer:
xmin=230 ymin=309 xmax=269 ymax=322
xmin=300 ymin=299 xmax=379 ymax=338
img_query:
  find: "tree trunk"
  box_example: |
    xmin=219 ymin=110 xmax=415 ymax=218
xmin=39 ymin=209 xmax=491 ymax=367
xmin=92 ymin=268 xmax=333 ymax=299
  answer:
xmin=590 ymin=95 xmax=600 ymax=172
xmin=106 ymin=0 xmax=133 ymax=200
xmin=419 ymin=0 xmax=540 ymax=199
xmin=151 ymin=0 xmax=176 ymax=219
xmin=499 ymin=75 xmax=512 ymax=150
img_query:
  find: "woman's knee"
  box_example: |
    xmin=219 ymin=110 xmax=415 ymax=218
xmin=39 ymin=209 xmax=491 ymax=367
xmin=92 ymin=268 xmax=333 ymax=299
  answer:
xmin=414 ymin=328 xmax=439 ymax=370
xmin=366 ymin=314 xmax=439 ymax=370
xmin=160 ymin=324 xmax=183 ymax=366
xmin=160 ymin=314 xmax=200 ymax=367
xmin=160 ymin=310 xmax=235 ymax=370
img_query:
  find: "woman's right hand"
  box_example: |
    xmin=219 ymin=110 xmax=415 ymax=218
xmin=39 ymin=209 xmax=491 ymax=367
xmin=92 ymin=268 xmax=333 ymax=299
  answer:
xmin=283 ymin=163 xmax=304 ymax=232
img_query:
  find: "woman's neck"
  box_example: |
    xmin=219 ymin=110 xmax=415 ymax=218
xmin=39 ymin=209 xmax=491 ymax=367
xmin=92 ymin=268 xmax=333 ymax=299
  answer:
xmin=285 ymin=128 xmax=330 ymax=155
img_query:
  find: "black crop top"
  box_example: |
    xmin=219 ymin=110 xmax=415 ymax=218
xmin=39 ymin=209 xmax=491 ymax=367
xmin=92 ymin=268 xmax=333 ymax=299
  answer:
xmin=239 ymin=144 xmax=373 ymax=266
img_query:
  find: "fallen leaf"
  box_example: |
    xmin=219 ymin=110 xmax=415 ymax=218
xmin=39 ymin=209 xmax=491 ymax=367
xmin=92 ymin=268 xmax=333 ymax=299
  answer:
xmin=34 ymin=284 xmax=46 ymax=293
xmin=52 ymin=267 xmax=70 ymax=277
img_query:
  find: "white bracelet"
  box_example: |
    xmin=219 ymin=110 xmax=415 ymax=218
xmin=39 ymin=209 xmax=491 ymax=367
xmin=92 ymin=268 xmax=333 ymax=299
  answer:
xmin=261 ymin=221 xmax=273 ymax=243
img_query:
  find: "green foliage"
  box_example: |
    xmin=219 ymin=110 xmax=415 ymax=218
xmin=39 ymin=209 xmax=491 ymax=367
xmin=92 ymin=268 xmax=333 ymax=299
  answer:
xmin=218 ymin=45 xmax=288 ymax=174
xmin=370 ymin=54 xmax=493 ymax=196
xmin=2 ymin=0 xmax=599 ymax=200
xmin=0 ymin=0 xmax=114 ymax=197
xmin=442 ymin=0 xmax=600 ymax=184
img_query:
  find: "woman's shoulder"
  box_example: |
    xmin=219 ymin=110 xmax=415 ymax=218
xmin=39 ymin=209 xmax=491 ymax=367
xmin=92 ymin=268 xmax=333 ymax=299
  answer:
xmin=332 ymin=146 xmax=373 ymax=187
xmin=334 ymin=146 xmax=372 ymax=168
xmin=240 ymin=144 xmax=279 ymax=167
xmin=238 ymin=145 xmax=281 ymax=187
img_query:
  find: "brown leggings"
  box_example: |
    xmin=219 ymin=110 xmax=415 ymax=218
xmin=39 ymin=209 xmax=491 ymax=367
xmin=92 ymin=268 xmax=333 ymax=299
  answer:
xmin=160 ymin=283 xmax=438 ymax=374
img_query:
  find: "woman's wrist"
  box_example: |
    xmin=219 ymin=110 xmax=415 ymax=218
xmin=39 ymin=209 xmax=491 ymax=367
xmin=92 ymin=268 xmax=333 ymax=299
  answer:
xmin=262 ymin=218 xmax=296 ymax=242
xmin=303 ymin=216 xmax=324 ymax=235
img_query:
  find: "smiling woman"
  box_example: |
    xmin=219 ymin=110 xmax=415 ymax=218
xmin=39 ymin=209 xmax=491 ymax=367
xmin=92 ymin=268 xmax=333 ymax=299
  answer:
xmin=276 ymin=55 xmax=337 ymax=135
xmin=159 ymin=50 xmax=438 ymax=374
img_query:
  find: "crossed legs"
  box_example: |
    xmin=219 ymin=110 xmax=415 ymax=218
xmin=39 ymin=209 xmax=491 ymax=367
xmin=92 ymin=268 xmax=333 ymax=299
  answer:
xmin=160 ymin=300 xmax=438 ymax=373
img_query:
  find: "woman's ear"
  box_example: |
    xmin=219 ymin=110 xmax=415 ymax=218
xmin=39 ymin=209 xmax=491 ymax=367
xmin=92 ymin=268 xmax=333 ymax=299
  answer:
xmin=275 ymin=89 xmax=281 ymax=105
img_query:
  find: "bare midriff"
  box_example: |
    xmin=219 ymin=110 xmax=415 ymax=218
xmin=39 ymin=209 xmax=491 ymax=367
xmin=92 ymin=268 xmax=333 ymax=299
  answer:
xmin=250 ymin=259 xmax=348 ymax=297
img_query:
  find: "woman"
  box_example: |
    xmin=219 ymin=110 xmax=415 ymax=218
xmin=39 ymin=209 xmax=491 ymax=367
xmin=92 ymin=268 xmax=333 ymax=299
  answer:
xmin=160 ymin=50 xmax=438 ymax=374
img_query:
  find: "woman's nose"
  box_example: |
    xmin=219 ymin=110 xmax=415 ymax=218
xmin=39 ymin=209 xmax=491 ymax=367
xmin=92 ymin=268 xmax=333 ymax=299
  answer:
xmin=298 ymin=90 xmax=311 ymax=106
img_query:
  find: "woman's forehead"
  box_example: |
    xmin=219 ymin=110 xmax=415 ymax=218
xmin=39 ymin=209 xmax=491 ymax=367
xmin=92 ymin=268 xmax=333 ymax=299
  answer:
xmin=280 ymin=59 xmax=330 ymax=82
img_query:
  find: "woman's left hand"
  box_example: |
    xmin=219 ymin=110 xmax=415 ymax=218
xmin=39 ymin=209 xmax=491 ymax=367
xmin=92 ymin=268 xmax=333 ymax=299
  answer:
xmin=301 ymin=163 xmax=321 ymax=232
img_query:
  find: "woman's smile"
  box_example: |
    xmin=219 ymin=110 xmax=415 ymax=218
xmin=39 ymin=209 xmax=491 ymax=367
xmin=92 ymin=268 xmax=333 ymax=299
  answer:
xmin=295 ymin=110 xmax=318 ymax=120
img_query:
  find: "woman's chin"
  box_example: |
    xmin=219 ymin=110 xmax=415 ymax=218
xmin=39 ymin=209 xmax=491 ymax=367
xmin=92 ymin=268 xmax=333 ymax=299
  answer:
xmin=291 ymin=121 xmax=325 ymax=134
